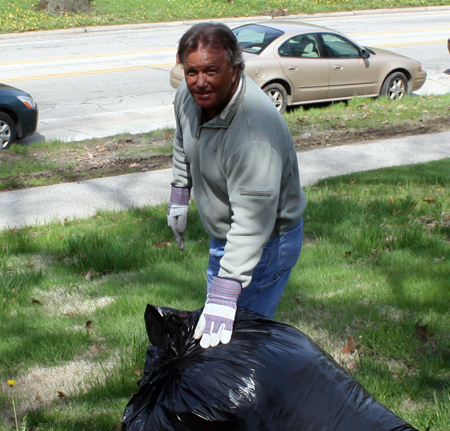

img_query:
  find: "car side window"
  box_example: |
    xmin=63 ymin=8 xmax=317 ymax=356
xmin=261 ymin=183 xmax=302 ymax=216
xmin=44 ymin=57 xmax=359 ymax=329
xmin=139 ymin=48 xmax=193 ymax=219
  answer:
xmin=321 ymin=33 xmax=361 ymax=58
xmin=278 ymin=34 xmax=320 ymax=58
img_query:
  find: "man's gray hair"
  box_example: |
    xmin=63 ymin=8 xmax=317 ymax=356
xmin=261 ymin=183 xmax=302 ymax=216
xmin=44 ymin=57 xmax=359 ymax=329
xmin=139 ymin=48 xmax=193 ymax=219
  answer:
xmin=177 ymin=22 xmax=244 ymax=71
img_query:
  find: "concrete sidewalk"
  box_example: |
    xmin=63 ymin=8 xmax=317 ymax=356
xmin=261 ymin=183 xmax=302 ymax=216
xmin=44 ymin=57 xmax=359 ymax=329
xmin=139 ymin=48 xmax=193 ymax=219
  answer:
xmin=2 ymin=130 xmax=449 ymax=231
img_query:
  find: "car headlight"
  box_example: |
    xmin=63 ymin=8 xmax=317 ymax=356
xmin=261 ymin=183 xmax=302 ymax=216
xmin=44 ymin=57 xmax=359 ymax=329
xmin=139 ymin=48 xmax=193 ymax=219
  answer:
xmin=17 ymin=95 xmax=36 ymax=109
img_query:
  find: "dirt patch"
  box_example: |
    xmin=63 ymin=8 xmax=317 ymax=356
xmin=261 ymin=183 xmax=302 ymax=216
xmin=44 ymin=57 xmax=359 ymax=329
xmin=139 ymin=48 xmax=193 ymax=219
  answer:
xmin=292 ymin=117 xmax=450 ymax=152
xmin=3 ymin=117 xmax=450 ymax=191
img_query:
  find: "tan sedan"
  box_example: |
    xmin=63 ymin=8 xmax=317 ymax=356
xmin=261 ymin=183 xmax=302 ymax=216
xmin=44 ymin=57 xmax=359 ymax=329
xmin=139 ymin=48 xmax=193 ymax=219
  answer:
xmin=170 ymin=21 xmax=427 ymax=114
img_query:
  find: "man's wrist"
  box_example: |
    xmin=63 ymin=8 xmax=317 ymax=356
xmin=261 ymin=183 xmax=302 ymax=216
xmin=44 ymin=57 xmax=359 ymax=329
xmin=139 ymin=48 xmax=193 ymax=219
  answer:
xmin=169 ymin=186 xmax=191 ymax=206
xmin=209 ymin=276 xmax=241 ymax=302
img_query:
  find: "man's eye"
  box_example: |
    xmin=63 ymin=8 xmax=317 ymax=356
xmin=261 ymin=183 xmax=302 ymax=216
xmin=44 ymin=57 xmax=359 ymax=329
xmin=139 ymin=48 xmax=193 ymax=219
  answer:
xmin=207 ymin=70 xmax=218 ymax=76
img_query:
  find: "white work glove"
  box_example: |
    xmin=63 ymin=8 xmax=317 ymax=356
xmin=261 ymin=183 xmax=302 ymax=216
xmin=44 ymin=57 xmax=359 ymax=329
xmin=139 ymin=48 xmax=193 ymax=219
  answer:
xmin=167 ymin=186 xmax=191 ymax=250
xmin=167 ymin=204 xmax=188 ymax=250
xmin=194 ymin=276 xmax=242 ymax=349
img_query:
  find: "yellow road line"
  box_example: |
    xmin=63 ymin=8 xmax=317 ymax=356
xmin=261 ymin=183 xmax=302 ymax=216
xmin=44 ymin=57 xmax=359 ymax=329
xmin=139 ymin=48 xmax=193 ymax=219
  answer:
xmin=2 ymin=37 xmax=446 ymax=83
xmin=1 ymin=62 xmax=175 ymax=83
xmin=349 ymin=27 xmax=450 ymax=36
xmin=0 ymin=47 xmax=176 ymax=66
xmin=374 ymin=39 xmax=447 ymax=48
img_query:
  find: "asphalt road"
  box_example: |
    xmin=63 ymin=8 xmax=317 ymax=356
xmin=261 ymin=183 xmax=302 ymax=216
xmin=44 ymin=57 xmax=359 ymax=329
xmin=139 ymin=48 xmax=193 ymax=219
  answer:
xmin=3 ymin=5 xmax=450 ymax=143
xmin=2 ymin=129 xmax=450 ymax=230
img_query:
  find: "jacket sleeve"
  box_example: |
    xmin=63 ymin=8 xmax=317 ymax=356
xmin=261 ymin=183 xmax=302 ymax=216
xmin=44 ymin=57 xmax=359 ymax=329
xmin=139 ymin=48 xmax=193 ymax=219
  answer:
xmin=171 ymin=84 xmax=192 ymax=189
xmin=218 ymin=140 xmax=283 ymax=288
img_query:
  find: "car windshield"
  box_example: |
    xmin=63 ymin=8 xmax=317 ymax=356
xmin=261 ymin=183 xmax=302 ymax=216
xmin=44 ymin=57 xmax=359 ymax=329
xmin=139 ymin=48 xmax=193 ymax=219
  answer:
xmin=233 ymin=24 xmax=284 ymax=54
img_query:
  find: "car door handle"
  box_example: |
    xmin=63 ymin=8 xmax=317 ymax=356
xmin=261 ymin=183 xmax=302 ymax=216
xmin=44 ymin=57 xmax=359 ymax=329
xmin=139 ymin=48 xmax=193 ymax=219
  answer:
xmin=333 ymin=65 xmax=343 ymax=70
xmin=288 ymin=66 xmax=298 ymax=70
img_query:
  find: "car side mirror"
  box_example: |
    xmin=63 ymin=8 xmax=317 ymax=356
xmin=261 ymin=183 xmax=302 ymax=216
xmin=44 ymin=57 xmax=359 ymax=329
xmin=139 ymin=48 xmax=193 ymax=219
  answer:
xmin=360 ymin=48 xmax=370 ymax=59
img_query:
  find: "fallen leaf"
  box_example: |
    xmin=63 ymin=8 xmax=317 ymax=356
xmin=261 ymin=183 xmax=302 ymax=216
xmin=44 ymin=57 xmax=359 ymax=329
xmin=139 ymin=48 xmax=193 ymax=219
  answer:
xmin=346 ymin=361 xmax=357 ymax=370
xmin=32 ymin=298 xmax=42 ymax=304
xmin=134 ymin=367 xmax=143 ymax=376
xmin=64 ymin=312 xmax=77 ymax=318
xmin=95 ymin=144 xmax=107 ymax=152
xmin=129 ymin=162 xmax=139 ymax=167
xmin=424 ymin=197 xmax=435 ymax=204
xmin=86 ymin=320 xmax=93 ymax=330
xmin=433 ymin=256 xmax=446 ymax=263
xmin=85 ymin=268 xmax=94 ymax=281
xmin=415 ymin=321 xmax=433 ymax=340
xmin=28 ymin=261 xmax=33 ymax=267
xmin=90 ymin=343 xmax=104 ymax=354
xmin=342 ymin=336 xmax=355 ymax=354
xmin=57 ymin=391 xmax=70 ymax=401
xmin=153 ymin=241 xmax=169 ymax=248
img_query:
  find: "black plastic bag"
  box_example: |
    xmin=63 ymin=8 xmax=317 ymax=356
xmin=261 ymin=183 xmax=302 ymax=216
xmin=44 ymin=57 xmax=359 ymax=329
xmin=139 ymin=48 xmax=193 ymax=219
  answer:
xmin=122 ymin=304 xmax=419 ymax=431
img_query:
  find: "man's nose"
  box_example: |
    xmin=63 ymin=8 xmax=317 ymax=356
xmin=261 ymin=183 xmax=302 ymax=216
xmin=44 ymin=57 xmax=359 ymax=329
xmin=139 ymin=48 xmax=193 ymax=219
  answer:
xmin=196 ymin=72 xmax=208 ymax=87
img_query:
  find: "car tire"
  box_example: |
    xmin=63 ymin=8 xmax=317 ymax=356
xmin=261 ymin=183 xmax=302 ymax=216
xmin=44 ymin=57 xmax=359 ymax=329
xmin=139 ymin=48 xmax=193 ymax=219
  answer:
xmin=262 ymin=83 xmax=288 ymax=114
xmin=0 ymin=112 xmax=16 ymax=150
xmin=380 ymin=72 xmax=408 ymax=101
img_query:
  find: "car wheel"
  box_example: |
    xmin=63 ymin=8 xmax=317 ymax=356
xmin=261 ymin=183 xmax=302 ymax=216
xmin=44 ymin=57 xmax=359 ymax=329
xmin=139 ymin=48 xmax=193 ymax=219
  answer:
xmin=262 ymin=84 xmax=288 ymax=114
xmin=0 ymin=112 xmax=16 ymax=150
xmin=381 ymin=72 xmax=408 ymax=101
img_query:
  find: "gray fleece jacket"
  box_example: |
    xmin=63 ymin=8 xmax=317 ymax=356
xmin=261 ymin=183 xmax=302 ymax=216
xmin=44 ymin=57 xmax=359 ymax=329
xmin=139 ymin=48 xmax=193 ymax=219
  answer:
xmin=171 ymin=74 xmax=306 ymax=287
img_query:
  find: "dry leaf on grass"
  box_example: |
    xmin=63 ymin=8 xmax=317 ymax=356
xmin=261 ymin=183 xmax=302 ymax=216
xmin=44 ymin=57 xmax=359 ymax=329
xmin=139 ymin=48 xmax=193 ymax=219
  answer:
xmin=342 ymin=336 xmax=355 ymax=354
xmin=57 ymin=391 xmax=70 ymax=401
xmin=84 ymin=268 xmax=95 ymax=281
xmin=415 ymin=322 xmax=433 ymax=340
xmin=89 ymin=344 xmax=104 ymax=354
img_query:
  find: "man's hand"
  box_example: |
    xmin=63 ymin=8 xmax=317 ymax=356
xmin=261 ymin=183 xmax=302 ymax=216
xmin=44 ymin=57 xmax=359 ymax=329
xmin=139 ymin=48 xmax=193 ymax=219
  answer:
xmin=167 ymin=186 xmax=191 ymax=250
xmin=194 ymin=276 xmax=242 ymax=348
xmin=167 ymin=204 xmax=188 ymax=250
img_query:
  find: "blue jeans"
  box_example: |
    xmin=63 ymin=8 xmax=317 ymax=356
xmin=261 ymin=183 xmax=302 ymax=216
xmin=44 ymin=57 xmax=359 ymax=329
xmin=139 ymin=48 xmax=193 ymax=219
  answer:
xmin=207 ymin=218 xmax=303 ymax=318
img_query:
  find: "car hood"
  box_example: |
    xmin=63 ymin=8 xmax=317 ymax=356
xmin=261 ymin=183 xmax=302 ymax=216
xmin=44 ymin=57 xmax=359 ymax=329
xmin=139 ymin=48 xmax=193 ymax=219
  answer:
xmin=365 ymin=47 xmax=422 ymax=65
xmin=0 ymin=83 xmax=31 ymax=96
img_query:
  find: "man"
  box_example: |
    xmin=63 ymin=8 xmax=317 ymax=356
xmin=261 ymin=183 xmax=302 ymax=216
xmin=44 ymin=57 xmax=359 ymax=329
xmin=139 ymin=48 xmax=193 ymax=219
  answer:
xmin=167 ymin=22 xmax=306 ymax=349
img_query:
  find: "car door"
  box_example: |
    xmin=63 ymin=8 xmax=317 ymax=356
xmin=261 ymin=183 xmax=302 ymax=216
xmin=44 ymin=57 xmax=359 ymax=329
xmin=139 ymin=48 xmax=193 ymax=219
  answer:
xmin=276 ymin=34 xmax=330 ymax=103
xmin=320 ymin=33 xmax=378 ymax=99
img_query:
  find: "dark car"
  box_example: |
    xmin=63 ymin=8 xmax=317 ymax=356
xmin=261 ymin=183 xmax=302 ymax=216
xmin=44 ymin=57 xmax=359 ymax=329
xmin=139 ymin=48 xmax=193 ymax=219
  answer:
xmin=0 ymin=83 xmax=38 ymax=149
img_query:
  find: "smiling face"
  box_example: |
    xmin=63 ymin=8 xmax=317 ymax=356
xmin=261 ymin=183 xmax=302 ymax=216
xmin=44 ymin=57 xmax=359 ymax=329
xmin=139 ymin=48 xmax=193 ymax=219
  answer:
xmin=182 ymin=44 xmax=240 ymax=120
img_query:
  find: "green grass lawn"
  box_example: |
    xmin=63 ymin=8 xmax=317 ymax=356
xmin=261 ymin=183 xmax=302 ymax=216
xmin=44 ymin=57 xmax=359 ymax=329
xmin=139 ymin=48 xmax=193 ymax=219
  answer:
xmin=1 ymin=0 xmax=450 ymax=430
xmin=1 ymin=159 xmax=449 ymax=430
xmin=1 ymin=0 xmax=449 ymax=33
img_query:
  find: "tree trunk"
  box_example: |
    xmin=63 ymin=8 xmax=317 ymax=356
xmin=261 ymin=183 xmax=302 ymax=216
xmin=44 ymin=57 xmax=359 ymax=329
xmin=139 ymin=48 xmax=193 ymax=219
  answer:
xmin=43 ymin=0 xmax=91 ymax=13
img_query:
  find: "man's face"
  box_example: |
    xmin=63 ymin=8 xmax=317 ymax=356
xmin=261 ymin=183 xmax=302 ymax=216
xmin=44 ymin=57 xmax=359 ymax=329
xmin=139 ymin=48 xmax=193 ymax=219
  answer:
xmin=182 ymin=44 xmax=240 ymax=119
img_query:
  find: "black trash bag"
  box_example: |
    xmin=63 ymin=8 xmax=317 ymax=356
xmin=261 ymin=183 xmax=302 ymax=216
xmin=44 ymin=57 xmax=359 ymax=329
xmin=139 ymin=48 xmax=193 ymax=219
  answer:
xmin=122 ymin=304 xmax=419 ymax=431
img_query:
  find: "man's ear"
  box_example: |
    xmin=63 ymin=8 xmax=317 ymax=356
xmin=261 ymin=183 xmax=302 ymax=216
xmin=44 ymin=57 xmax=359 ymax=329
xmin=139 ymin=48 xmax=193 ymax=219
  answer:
xmin=176 ymin=54 xmax=181 ymax=65
xmin=232 ymin=65 xmax=240 ymax=82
